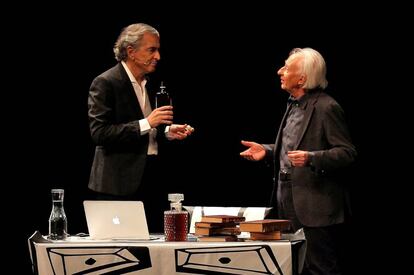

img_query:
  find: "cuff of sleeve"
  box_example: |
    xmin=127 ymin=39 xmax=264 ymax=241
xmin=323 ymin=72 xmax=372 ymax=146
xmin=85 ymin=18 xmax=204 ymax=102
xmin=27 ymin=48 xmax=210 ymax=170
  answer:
xmin=307 ymin=151 xmax=315 ymax=167
xmin=139 ymin=119 xmax=151 ymax=135
xmin=165 ymin=125 xmax=170 ymax=134
xmin=165 ymin=125 xmax=175 ymax=140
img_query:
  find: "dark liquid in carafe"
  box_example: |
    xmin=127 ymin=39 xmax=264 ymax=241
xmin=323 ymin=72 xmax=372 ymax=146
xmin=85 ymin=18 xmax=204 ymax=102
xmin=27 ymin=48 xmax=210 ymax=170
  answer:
xmin=164 ymin=211 xmax=188 ymax=241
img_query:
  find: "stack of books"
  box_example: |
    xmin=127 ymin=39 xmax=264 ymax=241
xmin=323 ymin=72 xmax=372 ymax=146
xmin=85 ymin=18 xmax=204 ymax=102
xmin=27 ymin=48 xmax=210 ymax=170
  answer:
xmin=239 ymin=219 xmax=291 ymax=240
xmin=195 ymin=215 xmax=245 ymax=242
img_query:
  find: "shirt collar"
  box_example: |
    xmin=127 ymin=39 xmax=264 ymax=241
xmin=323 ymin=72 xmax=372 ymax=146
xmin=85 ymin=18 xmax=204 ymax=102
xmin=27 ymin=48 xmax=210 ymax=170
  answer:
xmin=287 ymin=95 xmax=298 ymax=105
xmin=288 ymin=94 xmax=308 ymax=109
xmin=121 ymin=61 xmax=147 ymax=86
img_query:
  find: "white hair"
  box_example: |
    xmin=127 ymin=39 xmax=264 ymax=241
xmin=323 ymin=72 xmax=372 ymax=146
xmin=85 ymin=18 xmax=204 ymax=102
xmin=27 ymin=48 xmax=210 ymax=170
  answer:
xmin=288 ymin=48 xmax=328 ymax=89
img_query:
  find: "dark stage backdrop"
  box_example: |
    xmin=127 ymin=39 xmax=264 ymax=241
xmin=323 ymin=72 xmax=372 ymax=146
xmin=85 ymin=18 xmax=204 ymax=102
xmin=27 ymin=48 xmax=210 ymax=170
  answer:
xmin=7 ymin=6 xmax=391 ymax=274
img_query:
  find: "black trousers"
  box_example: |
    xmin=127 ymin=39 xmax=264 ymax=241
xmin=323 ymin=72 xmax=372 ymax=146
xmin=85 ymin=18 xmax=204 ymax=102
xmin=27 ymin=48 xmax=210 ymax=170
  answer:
xmin=277 ymin=180 xmax=345 ymax=275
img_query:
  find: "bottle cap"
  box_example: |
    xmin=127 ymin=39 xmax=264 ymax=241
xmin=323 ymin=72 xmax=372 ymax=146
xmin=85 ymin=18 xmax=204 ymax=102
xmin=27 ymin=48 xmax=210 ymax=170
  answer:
xmin=168 ymin=193 xmax=184 ymax=202
xmin=160 ymin=81 xmax=166 ymax=91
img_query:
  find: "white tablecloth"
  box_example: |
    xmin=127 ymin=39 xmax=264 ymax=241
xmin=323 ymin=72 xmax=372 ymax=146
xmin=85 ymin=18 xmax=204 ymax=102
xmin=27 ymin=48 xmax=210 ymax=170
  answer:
xmin=29 ymin=231 xmax=304 ymax=275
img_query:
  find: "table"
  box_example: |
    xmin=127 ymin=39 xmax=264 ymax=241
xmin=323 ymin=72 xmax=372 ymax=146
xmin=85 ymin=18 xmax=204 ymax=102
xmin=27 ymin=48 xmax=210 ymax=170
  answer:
xmin=28 ymin=231 xmax=305 ymax=275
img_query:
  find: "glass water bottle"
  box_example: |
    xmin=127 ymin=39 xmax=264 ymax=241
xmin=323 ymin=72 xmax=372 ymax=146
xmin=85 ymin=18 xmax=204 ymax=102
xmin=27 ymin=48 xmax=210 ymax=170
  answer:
xmin=48 ymin=189 xmax=68 ymax=240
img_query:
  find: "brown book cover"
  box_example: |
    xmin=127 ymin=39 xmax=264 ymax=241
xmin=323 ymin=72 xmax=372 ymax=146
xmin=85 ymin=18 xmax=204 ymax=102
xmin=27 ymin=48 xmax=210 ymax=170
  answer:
xmin=239 ymin=219 xmax=291 ymax=233
xmin=195 ymin=226 xmax=241 ymax=236
xmin=195 ymin=221 xmax=237 ymax=228
xmin=200 ymin=215 xmax=246 ymax=223
xmin=249 ymin=231 xmax=282 ymax=240
xmin=197 ymin=235 xmax=238 ymax=242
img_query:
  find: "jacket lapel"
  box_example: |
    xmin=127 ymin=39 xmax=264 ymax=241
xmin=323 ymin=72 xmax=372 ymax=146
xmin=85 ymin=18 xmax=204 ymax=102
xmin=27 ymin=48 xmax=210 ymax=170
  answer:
xmin=293 ymin=91 xmax=320 ymax=150
xmin=117 ymin=63 xmax=145 ymax=118
xmin=273 ymin=103 xmax=292 ymax=158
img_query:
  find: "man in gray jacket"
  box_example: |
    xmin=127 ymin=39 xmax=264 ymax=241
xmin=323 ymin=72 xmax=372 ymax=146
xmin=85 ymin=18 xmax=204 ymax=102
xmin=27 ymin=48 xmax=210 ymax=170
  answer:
xmin=240 ymin=48 xmax=356 ymax=275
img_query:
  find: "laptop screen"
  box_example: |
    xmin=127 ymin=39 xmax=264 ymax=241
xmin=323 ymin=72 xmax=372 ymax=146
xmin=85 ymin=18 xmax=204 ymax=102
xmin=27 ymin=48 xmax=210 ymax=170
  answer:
xmin=83 ymin=200 xmax=150 ymax=240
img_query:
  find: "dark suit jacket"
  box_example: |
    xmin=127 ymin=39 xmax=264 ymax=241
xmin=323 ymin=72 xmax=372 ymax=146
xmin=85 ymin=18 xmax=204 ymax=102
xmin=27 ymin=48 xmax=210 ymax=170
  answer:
xmin=266 ymin=89 xmax=357 ymax=227
xmin=88 ymin=63 xmax=157 ymax=195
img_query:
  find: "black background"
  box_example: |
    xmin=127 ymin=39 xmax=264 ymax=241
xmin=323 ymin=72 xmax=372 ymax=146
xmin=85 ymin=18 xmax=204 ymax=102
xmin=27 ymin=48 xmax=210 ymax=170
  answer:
xmin=6 ymin=4 xmax=403 ymax=273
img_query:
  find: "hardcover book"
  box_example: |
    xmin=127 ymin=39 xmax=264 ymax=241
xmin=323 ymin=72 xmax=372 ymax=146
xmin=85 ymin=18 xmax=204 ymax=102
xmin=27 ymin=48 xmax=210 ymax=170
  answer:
xmin=195 ymin=221 xmax=237 ymax=228
xmin=200 ymin=215 xmax=246 ymax=223
xmin=249 ymin=231 xmax=282 ymax=240
xmin=195 ymin=226 xmax=241 ymax=236
xmin=239 ymin=219 xmax=291 ymax=233
xmin=197 ymin=235 xmax=239 ymax=242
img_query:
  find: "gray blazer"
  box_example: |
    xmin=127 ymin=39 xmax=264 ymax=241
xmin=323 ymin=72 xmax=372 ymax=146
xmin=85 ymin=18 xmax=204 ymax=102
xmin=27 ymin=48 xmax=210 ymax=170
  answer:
xmin=88 ymin=63 xmax=156 ymax=195
xmin=266 ymin=90 xmax=357 ymax=227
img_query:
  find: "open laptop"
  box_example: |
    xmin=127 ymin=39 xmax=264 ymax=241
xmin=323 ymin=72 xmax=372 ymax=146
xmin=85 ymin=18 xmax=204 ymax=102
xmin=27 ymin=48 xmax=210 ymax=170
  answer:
xmin=83 ymin=200 xmax=150 ymax=240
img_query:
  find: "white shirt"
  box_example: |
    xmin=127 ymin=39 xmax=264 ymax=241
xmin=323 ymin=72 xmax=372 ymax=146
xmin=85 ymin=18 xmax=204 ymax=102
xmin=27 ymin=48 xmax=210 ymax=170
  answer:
xmin=121 ymin=61 xmax=158 ymax=155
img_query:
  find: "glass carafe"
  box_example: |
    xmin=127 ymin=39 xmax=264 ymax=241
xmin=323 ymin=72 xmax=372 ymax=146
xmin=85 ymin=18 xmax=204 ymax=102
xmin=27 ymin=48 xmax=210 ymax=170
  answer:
xmin=48 ymin=189 xmax=68 ymax=240
xmin=164 ymin=193 xmax=188 ymax=241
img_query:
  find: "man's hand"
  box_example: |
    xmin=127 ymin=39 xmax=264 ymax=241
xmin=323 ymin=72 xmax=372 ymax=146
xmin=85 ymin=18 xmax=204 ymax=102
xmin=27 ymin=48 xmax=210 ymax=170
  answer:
xmin=287 ymin=150 xmax=309 ymax=167
xmin=147 ymin=106 xmax=173 ymax=127
xmin=166 ymin=124 xmax=194 ymax=140
xmin=239 ymin=140 xmax=266 ymax=161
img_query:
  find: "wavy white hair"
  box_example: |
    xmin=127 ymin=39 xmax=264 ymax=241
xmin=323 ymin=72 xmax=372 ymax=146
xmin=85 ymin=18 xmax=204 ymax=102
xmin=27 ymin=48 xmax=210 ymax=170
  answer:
xmin=288 ymin=48 xmax=328 ymax=89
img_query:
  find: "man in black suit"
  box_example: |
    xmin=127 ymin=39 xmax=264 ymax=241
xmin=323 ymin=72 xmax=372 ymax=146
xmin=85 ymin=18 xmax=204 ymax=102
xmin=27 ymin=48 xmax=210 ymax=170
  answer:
xmin=240 ymin=48 xmax=357 ymax=274
xmin=88 ymin=23 xmax=192 ymax=232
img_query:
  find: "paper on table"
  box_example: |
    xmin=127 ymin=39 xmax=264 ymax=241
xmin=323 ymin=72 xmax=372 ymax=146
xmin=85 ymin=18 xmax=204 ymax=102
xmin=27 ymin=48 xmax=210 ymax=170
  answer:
xmin=242 ymin=208 xmax=266 ymax=222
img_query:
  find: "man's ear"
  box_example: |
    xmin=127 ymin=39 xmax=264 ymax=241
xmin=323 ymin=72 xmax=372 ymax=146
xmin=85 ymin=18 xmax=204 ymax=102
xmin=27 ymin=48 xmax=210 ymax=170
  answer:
xmin=126 ymin=46 xmax=135 ymax=58
xmin=298 ymin=74 xmax=307 ymax=86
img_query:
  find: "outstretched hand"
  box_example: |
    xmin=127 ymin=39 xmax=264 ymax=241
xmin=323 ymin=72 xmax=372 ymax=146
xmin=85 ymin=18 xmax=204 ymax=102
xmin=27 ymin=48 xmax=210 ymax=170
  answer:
xmin=167 ymin=124 xmax=194 ymax=140
xmin=239 ymin=140 xmax=266 ymax=161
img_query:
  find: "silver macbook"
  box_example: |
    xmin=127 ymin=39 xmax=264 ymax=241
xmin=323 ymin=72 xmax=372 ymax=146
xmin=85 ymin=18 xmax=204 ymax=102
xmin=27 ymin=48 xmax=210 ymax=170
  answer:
xmin=83 ymin=200 xmax=150 ymax=240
